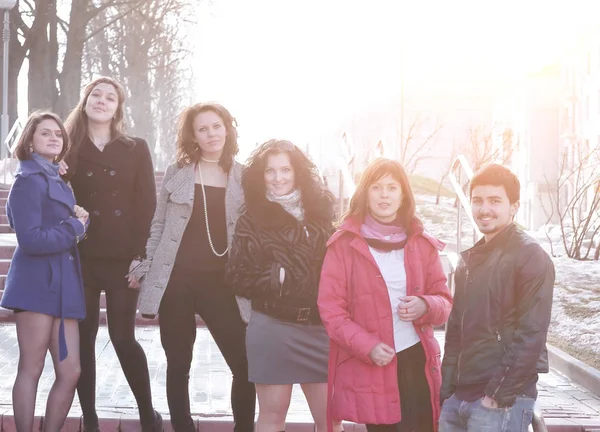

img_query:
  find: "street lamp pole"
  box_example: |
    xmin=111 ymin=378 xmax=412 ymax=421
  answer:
xmin=0 ymin=0 xmax=16 ymax=160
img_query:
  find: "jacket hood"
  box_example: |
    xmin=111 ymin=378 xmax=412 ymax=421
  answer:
xmin=327 ymin=216 xmax=445 ymax=251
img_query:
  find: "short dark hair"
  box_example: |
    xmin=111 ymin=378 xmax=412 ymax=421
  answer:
xmin=470 ymin=164 xmax=520 ymax=203
xmin=175 ymin=102 xmax=239 ymax=172
xmin=14 ymin=111 xmax=69 ymax=162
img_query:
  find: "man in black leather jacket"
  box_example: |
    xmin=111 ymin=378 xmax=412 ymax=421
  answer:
xmin=439 ymin=164 xmax=555 ymax=432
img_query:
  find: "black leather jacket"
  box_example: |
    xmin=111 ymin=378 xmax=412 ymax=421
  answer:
xmin=441 ymin=223 xmax=555 ymax=407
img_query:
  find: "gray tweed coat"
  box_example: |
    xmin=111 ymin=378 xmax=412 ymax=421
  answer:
xmin=135 ymin=161 xmax=251 ymax=322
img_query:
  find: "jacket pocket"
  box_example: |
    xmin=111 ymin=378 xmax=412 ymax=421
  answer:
xmin=48 ymin=258 xmax=60 ymax=292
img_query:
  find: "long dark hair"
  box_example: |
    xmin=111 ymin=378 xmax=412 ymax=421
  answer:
xmin=343 ymin=158 xmax=417 ymax=228
xmin=63 ymin=76 xmax=127 ymax=175
xmin=14 ymin=111 xmax=69 ymax=162
xmin=175 ymin=102 xmax=239 ymax=172
xmin=242 ymin=139 xmax=335 ymax=222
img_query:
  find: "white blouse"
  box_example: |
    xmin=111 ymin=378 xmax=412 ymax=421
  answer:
xmin=368 ymin=247 xmax=421 ymax=353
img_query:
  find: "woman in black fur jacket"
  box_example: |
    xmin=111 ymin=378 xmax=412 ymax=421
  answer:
xmin=225 ymin=139 xmax=342 ymax=432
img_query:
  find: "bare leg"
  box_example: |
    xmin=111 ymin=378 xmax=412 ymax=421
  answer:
xmin=43 ymin=318 xmax=81 ymax=432
xmin=255 ymin=384 xmax=293 ymax=432
xmin=13 ymin=312 xmax=54 ymax=432
xmin=301 ymin=383 xmax=343 ymax=432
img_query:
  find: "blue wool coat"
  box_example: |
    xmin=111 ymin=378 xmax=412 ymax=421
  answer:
xmin=0 ymin=159 xmax=86 ymax=360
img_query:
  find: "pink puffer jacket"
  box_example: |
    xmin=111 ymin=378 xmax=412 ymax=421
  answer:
xmin=318 ymin=217 xmax=452 ymax=431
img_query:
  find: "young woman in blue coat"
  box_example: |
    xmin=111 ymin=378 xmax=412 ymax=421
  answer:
xmin=0 ymin=112 xmax=89 ymax=432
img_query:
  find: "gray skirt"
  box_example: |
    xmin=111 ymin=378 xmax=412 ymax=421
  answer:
xmin=246 ymin=311 xmax=330 ymax=384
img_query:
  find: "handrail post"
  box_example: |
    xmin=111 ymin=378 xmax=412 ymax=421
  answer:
xmin=457 ymin=169 xmax=462 ymax=252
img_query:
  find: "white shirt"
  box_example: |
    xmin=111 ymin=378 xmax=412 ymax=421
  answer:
xmin=369 ymin=247 xmax=421 ymax=353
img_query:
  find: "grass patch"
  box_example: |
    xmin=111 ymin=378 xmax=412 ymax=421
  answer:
xmin=409 ymin=174 xmax=454 ymax=198
xmin=548 ymin=334 xmax=600 ymax=370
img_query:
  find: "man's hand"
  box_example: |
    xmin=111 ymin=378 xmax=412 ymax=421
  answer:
xmin=481 ymin=396 xmax=499 ymax=409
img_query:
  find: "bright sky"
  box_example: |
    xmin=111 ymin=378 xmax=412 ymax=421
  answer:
xmin=192 ymin=0 xmax=600 ymax=157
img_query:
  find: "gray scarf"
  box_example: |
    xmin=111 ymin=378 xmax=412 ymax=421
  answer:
xmin=266 ymin=188 xmax=304 ymax=221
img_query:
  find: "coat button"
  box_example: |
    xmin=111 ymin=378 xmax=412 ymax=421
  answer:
xmin=114 ymin=210 xmax=122 ymax=216
xmin=432 ymin=366 xmax=438 ymax=372
xmin=415 ymin=286 xmax=420 ymax=292
xmin=86 ymin=171 xmax=93 ymax=176
xmin=92 ymin=210 xmax=100 ymax=216
xmin=112 ymin=190 xmax=118 ymax=196
xmin=69 ymin=255 xmax=74 ymax=261
xmin=421 ymin=327 xmax=426 ymax=332
xmin=109 ymin=170 xmax=116 ymax=176
xmin=90 ymin=191 xmax=97 ymax=197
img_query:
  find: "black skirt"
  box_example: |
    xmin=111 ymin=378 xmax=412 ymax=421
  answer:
xmin=366 ymin=342 xmax=434 ymax=432
xmin=80 ymin=256 xmax=133 ymax=291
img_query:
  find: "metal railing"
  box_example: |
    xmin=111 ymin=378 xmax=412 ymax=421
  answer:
xmin=2 ymin=117 xmax=23 ymax=185
xmin=448 ymin=155 xmax=482 ymax=251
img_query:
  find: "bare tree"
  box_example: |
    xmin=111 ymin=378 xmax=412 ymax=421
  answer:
xmin=542 ymin=142 xmax=600 ymax=260
xmin=397 ymin=114 xmax=443 ymax=173
xmin=463 ymin=124 xmax=518 ymax=172
xmin=83 ymin=0 xmax=194 ymax=162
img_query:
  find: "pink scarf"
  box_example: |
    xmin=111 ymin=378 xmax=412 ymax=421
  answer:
xmin=360 ymin=214 xmax=408 ymax=251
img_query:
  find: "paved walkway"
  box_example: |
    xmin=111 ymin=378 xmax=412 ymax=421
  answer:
xmin=0 ymin=324 xmax=599 ymax=431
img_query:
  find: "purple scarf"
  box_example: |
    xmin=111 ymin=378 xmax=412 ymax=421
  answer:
xmin=360 ymin=214 xmax=408 ymax=251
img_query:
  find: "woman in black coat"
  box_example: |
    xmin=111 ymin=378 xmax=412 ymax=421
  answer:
xmin=62 ymin=76 xmax=161 ymax=432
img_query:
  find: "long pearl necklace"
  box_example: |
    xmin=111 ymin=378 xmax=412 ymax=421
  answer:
xmin=197 ymin=164 xmax=229 ymax=257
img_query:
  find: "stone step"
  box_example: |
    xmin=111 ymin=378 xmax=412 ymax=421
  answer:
xmin=0 ymin=215 xmax=7 ymax=225
xmin=0 ymin=259 xmax=9 ymax=274
xmin=0 ymin=245 xmax=14 ymax=259
xmin=0 ymin=225 xmax=12 ymax=233
xmin=0 ymin=190 xmax=7 ymax=199
xmin=0 ymin=300 xmax=206 ymax=326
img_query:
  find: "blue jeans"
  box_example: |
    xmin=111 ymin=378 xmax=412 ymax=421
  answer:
xmin=439 ymin=394 xmax=535 ymax=432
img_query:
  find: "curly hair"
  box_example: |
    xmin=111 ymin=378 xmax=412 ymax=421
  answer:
xmin=14 ymin=111 xmax=69 ymax=162
xmin=64 ymin=76 xmax=128 ymax=175
xmin=175 ymin=102 xmax=239 ymax=172
xmin=242 ymin=139 xmax=334 ymax=220
xmin=343 ymin=157 xmax=417 ymax=228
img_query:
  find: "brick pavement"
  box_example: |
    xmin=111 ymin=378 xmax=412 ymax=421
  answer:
xmin=0 ymin=324 xmax=599 ymax=431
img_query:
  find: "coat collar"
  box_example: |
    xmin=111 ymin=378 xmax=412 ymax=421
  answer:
xmin=164 ymin=161 xmax=243 ymax=206
xmin=327 ymin=216 xmax=445 ymax=251
xmin=78 ymin=136 xmax=136 ymax=167
xmin=16 ymin=160 xmax=75 ymax=212
xmin=461 ymin=222 xmax=518 ymax=260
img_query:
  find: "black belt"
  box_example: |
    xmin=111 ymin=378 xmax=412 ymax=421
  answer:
xmin=252 ymin=300 xmax=322 ymax=325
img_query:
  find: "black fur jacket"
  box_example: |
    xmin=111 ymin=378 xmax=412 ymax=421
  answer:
xmin=225 ymin=190 xmax=335 ymax=324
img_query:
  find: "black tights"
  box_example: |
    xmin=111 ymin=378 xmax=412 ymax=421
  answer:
xmin=77 ymin=286 xmax=155 ymax=429
xmin=159 ymin=267 xmax=256 ymax=432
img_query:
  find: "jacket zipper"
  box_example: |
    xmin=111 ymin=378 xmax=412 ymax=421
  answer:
xmin=492 ymin=367 xmax=510 ymax=399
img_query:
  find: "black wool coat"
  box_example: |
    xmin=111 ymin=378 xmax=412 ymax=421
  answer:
xmin=64 ymin=136 xmax=157 ymax=261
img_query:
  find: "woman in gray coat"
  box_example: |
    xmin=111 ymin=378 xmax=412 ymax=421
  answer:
xmin=132 ymin=103 xmax=255 ymax=432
